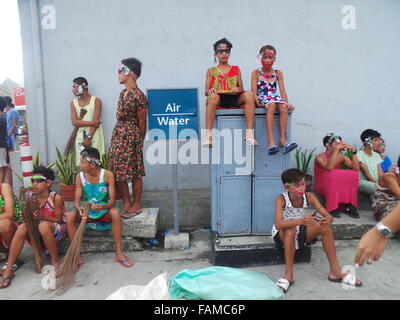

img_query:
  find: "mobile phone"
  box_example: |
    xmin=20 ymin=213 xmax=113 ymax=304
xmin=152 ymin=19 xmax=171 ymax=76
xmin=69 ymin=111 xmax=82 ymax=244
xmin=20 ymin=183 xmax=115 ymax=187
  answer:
xmin=312 ymin=211 xmax=321 ymax=221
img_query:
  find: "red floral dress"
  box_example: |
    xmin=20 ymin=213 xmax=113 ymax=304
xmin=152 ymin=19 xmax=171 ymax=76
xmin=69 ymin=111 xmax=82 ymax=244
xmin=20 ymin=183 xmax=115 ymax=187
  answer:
xmin=108 ymin=88 xmax=147 ymax=182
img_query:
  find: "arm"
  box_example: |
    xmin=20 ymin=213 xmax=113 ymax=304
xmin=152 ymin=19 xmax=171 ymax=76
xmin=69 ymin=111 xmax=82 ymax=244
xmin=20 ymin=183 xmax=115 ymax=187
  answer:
xmin=277 ymin=70 xmax=295 ymax=109
xmin=91 ymin=171 xmax=116 ymax=212
xmin=83 ymin=98 xmax=102 ymax=147
xmin=359 ymin=162 xmax=377 ymax=183
xmin=70 ymin=101 xmax=100 ymax=127
xmin=315 ymin=149 xmax=342 ymax=171
xmin=235 ymin=68 xmax=244 ymax=91
xmin=377 ymin=163 xmax=384 ymax=179
xmin=381 ymin=174 xmax=400 ymax=197
xmin=355 ymin=203 xmax=400 ymax=266
xmin=306 ymin=192 xmax=334 ymax=225
xmin=251 ymin=70 xmax=264 ymax=107
xmin=137 ymin=106 xmax=147 ymax=142
xmin=73 ymin=173 xmax=83 ymax=215
xmin=340 ymin=146 xmax=360 ymax=171
xmin=8 ymin=113 xmax=18 ymax=137
xmin=0 ymin=184 xmax=15 ymax=221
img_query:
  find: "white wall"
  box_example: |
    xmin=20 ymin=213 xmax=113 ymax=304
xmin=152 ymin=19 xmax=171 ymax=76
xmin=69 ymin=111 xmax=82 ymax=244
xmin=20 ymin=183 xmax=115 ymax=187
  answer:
xmin=18 ymin=0 xmax=400 ymax=190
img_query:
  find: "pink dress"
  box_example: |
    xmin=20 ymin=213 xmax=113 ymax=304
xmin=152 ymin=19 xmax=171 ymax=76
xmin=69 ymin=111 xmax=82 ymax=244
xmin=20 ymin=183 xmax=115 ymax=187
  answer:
xmin=314 ymin=152 xmax=359 ymax=212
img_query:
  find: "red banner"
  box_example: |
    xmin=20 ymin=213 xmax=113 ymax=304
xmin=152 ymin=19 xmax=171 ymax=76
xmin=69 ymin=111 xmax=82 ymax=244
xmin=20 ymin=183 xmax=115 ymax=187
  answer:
xmin=12 ymin=87 xmax=26 ymax=106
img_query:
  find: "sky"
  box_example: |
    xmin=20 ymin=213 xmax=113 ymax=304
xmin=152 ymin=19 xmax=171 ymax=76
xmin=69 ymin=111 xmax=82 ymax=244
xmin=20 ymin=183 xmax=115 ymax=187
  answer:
xmin=0 ymin=0 xmax=24 ymax=84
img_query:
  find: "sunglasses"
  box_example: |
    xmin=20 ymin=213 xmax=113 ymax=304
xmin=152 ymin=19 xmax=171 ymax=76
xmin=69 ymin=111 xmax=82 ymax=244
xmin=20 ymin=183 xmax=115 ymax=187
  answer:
xmin=118 ymin=65 xmax=130 ymax=75
xmin=216 ymin=49 xmax=231 ymax=55
xmin=31 ymin=178 xmax=47 ymax=183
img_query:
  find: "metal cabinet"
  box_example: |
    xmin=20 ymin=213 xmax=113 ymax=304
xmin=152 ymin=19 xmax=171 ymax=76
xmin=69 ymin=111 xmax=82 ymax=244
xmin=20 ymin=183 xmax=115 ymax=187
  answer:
xmin=211 ymin=108 xmax=292 ymax=236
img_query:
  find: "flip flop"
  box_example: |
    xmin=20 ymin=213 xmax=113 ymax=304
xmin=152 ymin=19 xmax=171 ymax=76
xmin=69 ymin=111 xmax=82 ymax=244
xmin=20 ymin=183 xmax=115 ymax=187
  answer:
xmin=328 ymin=274 xmax=362 ymax=287
xmin=122 ymin=210 xmax=142 ymax=219
xmin=115 ymin=258 xmax=134 ymax=268
xmin=0 ymin=260 xmax=24 ymax=276
xmin=244 ymin=137 xmax=259 ymax=146
xmin=276 ymin=278 xmax=295 ymax=294
xmin=268 ymin=145 xmax=279 ymax=155
xmin=0 ymin=273 xmax=15 ymax=289
xmin=282 ymin=142 xmax=298 ymax=155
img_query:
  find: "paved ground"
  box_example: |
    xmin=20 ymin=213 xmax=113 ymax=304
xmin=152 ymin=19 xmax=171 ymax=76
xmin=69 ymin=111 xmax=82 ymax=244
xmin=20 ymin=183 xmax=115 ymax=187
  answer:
xmin=1 ymin=229 xmax=400 ymax=300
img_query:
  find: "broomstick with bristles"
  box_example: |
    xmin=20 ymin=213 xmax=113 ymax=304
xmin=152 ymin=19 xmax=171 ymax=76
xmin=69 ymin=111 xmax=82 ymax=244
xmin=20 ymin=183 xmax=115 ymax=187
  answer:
xmin=22 ymin=192 xmax=44 ymax=274
xmin=64 ymin=108 xmax=87 ymax=156
xmin=55 ymin=202 xmax=91 ymax=293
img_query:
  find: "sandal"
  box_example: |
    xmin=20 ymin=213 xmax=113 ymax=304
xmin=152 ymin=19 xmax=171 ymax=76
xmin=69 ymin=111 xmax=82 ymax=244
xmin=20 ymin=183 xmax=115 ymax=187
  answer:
xmin=115 ymin=258 xmax=134 ymax=268
xmin=122 ymin=210 xmax=142 ymax=219
xmin=268 ymin=145 xmax=279 ymax=155
xmin=0 ymin=260 xmax=24 ymax=276
xmin=328 ymin=274 xmax=362 ymax=287
xmin=282 ymin=142 xmax=298 ymax=155
xmin=0 ymin=273 xmax=15 ymax=289
xmin=201 ymin=136 xmax=213 ymax=148
xmin=244 ymin=137 xmax=259 ymax=146
xmin=276 ymin=278 xmax=295 ymax=294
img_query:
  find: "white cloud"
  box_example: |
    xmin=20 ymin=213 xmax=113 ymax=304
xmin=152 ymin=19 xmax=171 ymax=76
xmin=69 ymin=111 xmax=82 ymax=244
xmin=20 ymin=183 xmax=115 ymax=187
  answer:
xmin=0 ymin=0 xmax=24 ymax=84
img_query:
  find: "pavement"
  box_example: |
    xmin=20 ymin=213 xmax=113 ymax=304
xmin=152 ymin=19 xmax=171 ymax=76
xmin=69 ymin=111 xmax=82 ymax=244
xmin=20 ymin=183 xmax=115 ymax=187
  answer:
xmin=1 ymin=225 xmax=400 ymax=300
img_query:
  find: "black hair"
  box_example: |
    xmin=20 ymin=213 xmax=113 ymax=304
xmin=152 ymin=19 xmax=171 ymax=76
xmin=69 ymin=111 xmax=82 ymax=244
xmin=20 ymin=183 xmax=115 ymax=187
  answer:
xmin=121 ymin=57 xmax=142 ymax=78
xmin=0 ymin=97 xmax=6 ymax=112
xmin=32 ymin=165 xmax=56 ymax=181
xmin=281 ymin=168 xmax=306 ymax=184
xmin=4 ymin=96 xmax=14 ymax=108
xmin=73 ymin=77 xmax=88 ymax=86
xmin=323 ymin=133 xmax=342 ymax=147
xmin=81 ymin=147 xmax=100 ymax=160
xmin=213 ymin=38 xmax=233 ymax=52
xmin=360 ymin=129 xmax=381 ymax=143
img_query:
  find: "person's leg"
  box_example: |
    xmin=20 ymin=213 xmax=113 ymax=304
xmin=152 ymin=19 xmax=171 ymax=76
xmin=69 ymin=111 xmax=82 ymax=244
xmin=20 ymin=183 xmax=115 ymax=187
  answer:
xmin=205 ymin=93 xmax=220 ymax=132
xmin=0 ymin=219 xmax=17 ymax=249
xmin=38 ymin=222 xmax=59 ymax=269
xmin=117 ymin=181 xmax=132 ymax=212
xmin=237 ymin=92 xmax=258 ymax=144
xmin=0 ymin=224 xmax=28 ymax=283
xmin=281 ymin=227 xmax=297 ymax=282
xmin=278 ymin=103 xmax=289 ymax=147
xmin=109 ymin=208 xmax=133 ymax=267
xmin=4 ymin=166 xmax=13 ymax=188
xmin=129 ymin=178 xmax=143 ymax=213
xmin=266 ymin=102 xmax=277 ymax=148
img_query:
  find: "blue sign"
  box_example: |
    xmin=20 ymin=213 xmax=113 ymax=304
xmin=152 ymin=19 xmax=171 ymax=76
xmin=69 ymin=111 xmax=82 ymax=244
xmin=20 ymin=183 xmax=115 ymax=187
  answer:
xmin=147 ymin=88 xmax=198 ymax=140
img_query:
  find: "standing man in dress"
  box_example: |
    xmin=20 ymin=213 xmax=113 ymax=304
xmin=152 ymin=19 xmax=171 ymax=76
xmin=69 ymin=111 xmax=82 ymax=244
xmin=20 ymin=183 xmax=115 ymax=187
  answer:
xmin=108 ymin=58 xmax=147 ymax=218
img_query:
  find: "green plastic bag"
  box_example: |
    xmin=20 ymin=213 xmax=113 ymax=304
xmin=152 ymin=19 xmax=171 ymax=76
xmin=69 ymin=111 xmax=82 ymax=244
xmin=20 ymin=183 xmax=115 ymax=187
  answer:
xmin=168 ymin=266 xmax=284 ymax=300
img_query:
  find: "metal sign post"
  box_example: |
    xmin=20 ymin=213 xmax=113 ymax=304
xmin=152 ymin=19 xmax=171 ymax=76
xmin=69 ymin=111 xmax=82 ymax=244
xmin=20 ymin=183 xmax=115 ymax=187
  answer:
xmin=147 ymin=88 xmax=199 ymax=236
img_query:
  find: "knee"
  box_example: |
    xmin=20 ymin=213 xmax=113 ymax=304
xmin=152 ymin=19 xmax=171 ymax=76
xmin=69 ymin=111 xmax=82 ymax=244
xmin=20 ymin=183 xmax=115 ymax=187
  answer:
xmin=279 ymin=104 xmax=288 ymax=114
xmin=15 ymin=224 xmax=28 ymax=238
xmin=207 ymin=93 xmax=219 ymax=104
xmin=66 ymin=211 xmax=77 ymax=225
xmin=38 ymin=222 xmax=52 ymax=235
xmin=284 ymin=227 xmax=297 ymax=239
xmin=110 ymin=208 xmax=121 ymax=221
xmin=320 ymin=223 xmax=333 ymax=234
xmin=267 ymin=103 xmax=276 ymax=112
xmin=0 ymin=219 xmax=14 ymax=233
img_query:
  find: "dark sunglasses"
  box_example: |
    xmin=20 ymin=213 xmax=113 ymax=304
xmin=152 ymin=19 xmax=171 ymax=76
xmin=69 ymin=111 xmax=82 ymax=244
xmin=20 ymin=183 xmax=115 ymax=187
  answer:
xmin=216 ymin=49 xmax=231 ymax=54
xmin=31 ymin=178 xmax=47 ymax=183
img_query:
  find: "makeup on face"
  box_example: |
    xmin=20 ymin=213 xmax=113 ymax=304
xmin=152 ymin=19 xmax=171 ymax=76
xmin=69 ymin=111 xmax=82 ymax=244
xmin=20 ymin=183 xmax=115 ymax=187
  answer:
xmin=286 ymin=179 xmax=306 ymax=197
xmin=261 ymin=50 xmax=276 ymax=68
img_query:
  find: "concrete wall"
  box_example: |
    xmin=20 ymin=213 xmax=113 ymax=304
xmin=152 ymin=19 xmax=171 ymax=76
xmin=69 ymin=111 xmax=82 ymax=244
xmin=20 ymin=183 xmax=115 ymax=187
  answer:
xmin=18 ymin=0 xmax=400 ymax=192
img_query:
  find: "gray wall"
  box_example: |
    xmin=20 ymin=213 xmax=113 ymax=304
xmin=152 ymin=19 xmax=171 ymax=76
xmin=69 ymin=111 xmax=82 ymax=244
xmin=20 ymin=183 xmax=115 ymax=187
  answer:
xmin=18 ymin=0 xmax=400 ymax=191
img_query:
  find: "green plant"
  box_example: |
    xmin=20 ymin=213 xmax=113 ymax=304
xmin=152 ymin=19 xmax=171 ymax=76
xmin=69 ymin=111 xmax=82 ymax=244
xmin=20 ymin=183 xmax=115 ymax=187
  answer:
xmin=295 ymin=147 xmax=317 ymax=175
xmin=99 ymin=153 xmax=108 ymax=170
xmin=54 ymin=147 xmax=77 ymax=185
xmin=339 ymin=147 xmax=356 ymax=170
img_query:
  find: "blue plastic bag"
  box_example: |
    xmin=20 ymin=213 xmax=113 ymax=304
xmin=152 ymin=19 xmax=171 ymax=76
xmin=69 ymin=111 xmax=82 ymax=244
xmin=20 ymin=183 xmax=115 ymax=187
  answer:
xmin=168 ymin=266 xmax=284 ymax=300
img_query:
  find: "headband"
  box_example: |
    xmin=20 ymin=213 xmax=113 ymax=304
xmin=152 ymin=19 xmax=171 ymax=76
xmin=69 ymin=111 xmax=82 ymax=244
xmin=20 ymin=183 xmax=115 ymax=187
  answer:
xmin=81 ymin=151 xmax=100 ymax=166
xmin=119 ymin=64 xmax=138 ymax=80
xmin=325 ymin=133 xmax=342 ymax=146
xmin=32 ymin=175 xmax=48 ymax=180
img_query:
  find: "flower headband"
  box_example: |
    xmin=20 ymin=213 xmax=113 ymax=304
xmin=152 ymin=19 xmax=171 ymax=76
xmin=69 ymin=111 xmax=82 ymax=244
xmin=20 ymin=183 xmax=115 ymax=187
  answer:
xmin=118 ymin=64 xmax=138 ymax=80
xmin=81 ymin=151 xmax=100 ymax=166
xmin=325 ymin=133 xmax=342 ymax=146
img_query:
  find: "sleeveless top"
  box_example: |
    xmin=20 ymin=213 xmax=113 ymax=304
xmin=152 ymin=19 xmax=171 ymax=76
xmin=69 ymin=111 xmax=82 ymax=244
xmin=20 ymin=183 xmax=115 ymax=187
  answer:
xmin=281 ymin=192 xmax=309 ymax=221
xmin=256 ymin=69 xmax=287 ymax=105
xmin=0 ymin=184 xmax=23 ymax=224
xmin=208 ymin=66 xmax=239 ymax=92
xmin=73 ymin=95 xmax=105 ymax=165
xmin=41 ymin=191 xmax=67 ymax=224
xmin=80 ymin=169 xmax=112 ymax=231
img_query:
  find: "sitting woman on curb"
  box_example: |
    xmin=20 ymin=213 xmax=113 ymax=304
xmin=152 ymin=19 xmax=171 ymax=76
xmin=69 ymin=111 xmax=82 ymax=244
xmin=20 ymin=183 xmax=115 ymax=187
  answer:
xmin=314 ymin=133 xmax=360 ymax=218
xmin=372 ymin=156 xmax=400 ymax=221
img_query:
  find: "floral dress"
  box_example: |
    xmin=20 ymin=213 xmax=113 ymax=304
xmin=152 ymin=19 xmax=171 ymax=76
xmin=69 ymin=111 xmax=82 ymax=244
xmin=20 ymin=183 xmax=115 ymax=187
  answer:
xmin=0 ymin=189 xmax=23 ymax=249
xmin=108 ymin=88 xmax=147 ymax=182
xmin=256 ymin=69 xmax=287 ymax=107
xmin=80 ymin=169 xmax=112 ymax=231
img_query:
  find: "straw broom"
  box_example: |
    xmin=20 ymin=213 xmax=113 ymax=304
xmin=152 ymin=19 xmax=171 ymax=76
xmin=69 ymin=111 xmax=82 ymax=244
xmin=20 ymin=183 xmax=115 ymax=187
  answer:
xmin=22 ymin=192 xmax=44 ymax=274
xmin=55 ymin=202 xmax=91 ymax=293
xmin=64 ymin=108 xmax=87 ymax=156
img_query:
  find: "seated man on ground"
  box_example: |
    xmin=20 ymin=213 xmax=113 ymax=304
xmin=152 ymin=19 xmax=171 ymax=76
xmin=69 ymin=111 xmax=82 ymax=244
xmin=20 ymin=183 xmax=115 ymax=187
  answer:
xmin=67 ymin=147 xmax=133 ymax=268
xmin=272 ymin=168 xmax=362 ymax=294
xmin=0 ymin=166 xmax=66 ymax=289
xmin=314 ymin=133 xmax=360 ymax=218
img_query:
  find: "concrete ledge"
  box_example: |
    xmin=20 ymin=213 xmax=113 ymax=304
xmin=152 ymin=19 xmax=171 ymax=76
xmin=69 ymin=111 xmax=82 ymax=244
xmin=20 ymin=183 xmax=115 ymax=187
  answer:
xmin=58 ymin=237 xmax=142 ymax=254
xmin=164 ymin=232 xmax=190 ymax=250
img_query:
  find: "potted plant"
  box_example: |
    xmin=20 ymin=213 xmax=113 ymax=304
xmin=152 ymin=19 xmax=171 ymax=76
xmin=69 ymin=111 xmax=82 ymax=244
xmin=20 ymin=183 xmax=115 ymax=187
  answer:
xmin=54 ymin=147 xmax=78 ymax=202
xmin=295 ymin=147 xmax=317 ymax=191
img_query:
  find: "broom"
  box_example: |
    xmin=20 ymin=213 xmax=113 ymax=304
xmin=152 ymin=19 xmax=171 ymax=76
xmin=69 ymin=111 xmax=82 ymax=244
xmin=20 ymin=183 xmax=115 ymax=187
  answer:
xmin=55 ymin=202 xmax=91 ymax=293
xmin=64 ymin=108 xmax=87 ymax=156
xmin=22 ymin=192 xmax=44 ymax=274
